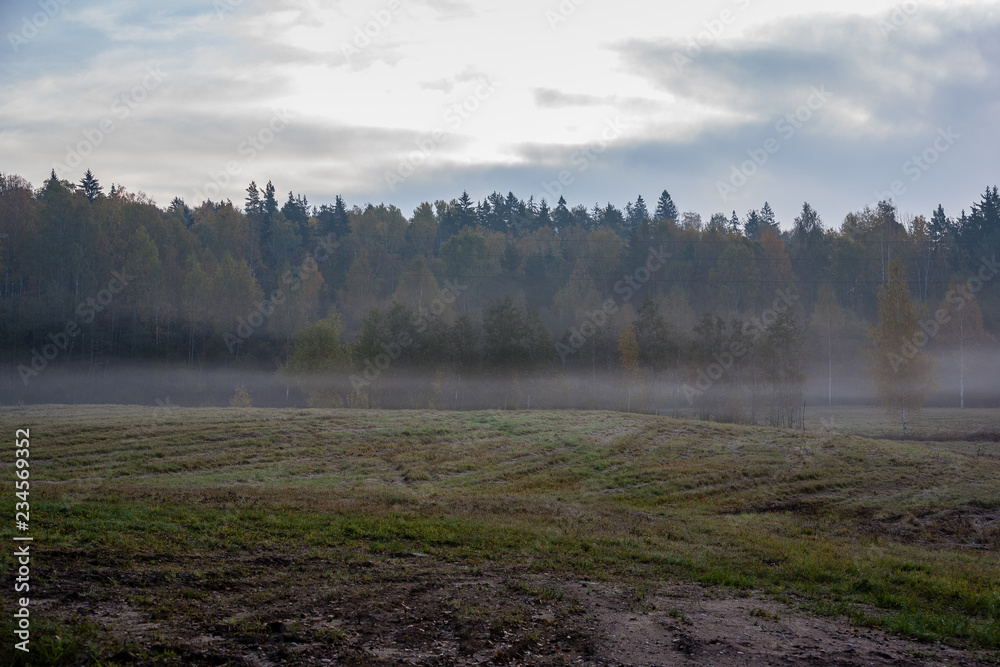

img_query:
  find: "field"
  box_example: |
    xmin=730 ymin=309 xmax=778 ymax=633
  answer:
xmin=2 ymin=405 xmax=1000 ymax=666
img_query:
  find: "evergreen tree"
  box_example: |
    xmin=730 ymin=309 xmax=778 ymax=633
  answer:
xmin=282 ymin=191 xmax=310 ymax=238
xmin=536 ymin=198 xmax=552 ymax=230
xmin=597 ymin=203 xmax=626 ymax=236
xmin=929 ymin=204 xmax=953 ymax=244
xmin=744 ymin=210 xmax=760 ymax=239
xmin=958 ymin=186 xmax=1000 ymax=256
xmin=457 ymin=191 xmax=477 ymax=226
xmin=168 ymin=197 xmax=194 ymax=227
xmin=758 ymin=307 xmax=805 ymax=427
xmin=626 ymin=194 xmax=650 ymax=229
xmin=500 ymin=240 xmax=522 ymax=274
xmin=760 ymin=202 xmax=777 ymax=232
xmin=263 ymin=181 xmax=279 ymax=217
xmin=243 ymin=183 xmax=264 ymax=274
xmin=332 ymin=195 xmax=351 ymax=236
xmin=791 ymin=202 xmax=824 ymax=298
xmin=79 ymin=169 xmax=103 ymax=202
xmin=571 ymin=204 xmax=593 ymax=230
xmin=633 ymin=299 xmax=675 ymax=413
xmin=654 ymin=189 xmax=678 ymax=222
xmin=552 ymin=196 xmax=573 ymax=229
xmin=482 ymin=296 xmax=549 ymax=408
xmin=245 ymin=181 xmax=263 ymax=217
xmin=730 ymin=210 xmax=742 ymax=234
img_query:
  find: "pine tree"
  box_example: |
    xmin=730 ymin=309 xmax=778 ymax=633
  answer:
xmin=553 ymin=196 xmax=573 ymax=229
xmin=536 ymin=198 xmax=552 ymax=230
xmin=632 ymin=194 xmax=649 ymax=224
xmin=744 ymin=210 xmax=760 ymax=238
xmin=245 ymin=182 xmax=263 ymax=216
xmin=760 ymin=202 xmax=777 ymax=232
xmin=325 ymin=195 xmax=351 ymax=237
xmin=79 ymin=169 xmax=103 ymax=202
xmin=263 ymin=181 xmax=278 ymax=217
xmin=457 ymin=191 xmax=477 ymax=228
xmin=957 ymin=186 xmax=1000 ymax=256
xmin=654 ymin=190 xmax=678 ymax=222
xmin=865 ymin=260 xmax=936 ymax=435
xmin=282 ymin=191 xmax=310 ymax=239
xmin=730 ymin=210 xmax=742 ymax=234
xmin=929 ymin=204 xmax=952 ymax=244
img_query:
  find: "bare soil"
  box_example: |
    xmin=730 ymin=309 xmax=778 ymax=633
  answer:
xmin=34 ymin=547 xmax=999 ymax=666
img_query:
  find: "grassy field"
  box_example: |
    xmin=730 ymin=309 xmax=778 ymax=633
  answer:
xmin=1 ymin=405 xmax=999 ymax=665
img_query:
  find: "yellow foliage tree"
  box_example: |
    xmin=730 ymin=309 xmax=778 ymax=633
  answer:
xmin=618 ymin=326 xmax=639 ymax=413
xmin=865 ymin=260 xmax=936 ymax=435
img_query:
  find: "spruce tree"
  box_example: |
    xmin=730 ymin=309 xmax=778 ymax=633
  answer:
xmin=553 ymin=196 xmax=573 ymax=229
xmin=79 ymin=169 xmax=103 ymax=202
xmin=654 ymin=189 xmax=678 ymax=221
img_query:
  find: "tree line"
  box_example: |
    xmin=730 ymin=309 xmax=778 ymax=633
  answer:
xmin=1 ymin=170 xmax=997 ymax=418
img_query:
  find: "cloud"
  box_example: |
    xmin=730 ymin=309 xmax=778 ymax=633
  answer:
xmin=616 ymin=7 xmax=1000 ymax=142
xmin=2 ymin=0 xmax=998 ymax=231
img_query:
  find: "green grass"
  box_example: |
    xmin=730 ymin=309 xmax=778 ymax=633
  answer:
xmin=2 ymin=404 xmax=999 ymax=663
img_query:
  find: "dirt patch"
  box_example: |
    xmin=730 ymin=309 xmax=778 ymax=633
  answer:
xmin=29 ymin=548 xmax=999 ymax=666
xmin=566 ymin=580 xmax=995 ymax=665
xmin=866 ymin=505 xmax=1000 ymax=550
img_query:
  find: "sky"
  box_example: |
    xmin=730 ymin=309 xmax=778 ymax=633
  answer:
xmin=1 ymin=0 xmax=998 ymax=229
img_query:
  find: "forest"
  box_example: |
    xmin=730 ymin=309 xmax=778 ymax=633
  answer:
xmin=1 ymin=170 xmax=997 ymax=420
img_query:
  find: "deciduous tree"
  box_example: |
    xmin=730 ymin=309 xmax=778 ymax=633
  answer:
xmin=865 ymin=260 xmax=936 ymax=434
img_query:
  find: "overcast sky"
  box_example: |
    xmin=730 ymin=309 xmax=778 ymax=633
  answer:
xmin=1 ymin=0 xmax=998 ymax=228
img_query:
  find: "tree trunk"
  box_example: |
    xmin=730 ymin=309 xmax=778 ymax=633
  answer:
xmin=827 ymin=319 xmax=832 ymax=406
xmin=650 ymin=366 xmax=656 ymax=415
xmin=901 ymin=404 xmax=907 ymax=436
xmin=592 ymin=344 xmax=596 ymax=409
xmin=959 ymin=319 xmax=965 ymax=409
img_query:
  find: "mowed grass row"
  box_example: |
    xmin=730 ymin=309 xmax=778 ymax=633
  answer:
xmin=3 ymin=405 xmax=1000 ymax=649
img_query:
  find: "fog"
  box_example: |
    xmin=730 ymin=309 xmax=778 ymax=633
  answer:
xmin=3 ymin=348 xmax=997 ymax=415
